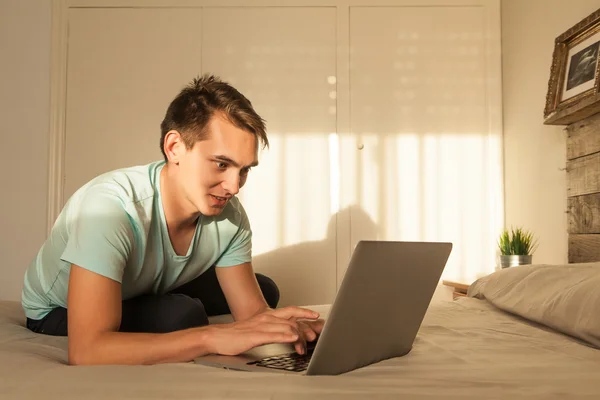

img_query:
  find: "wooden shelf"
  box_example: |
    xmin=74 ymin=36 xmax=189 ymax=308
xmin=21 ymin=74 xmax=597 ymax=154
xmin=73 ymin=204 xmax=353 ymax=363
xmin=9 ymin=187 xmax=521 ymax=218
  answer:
xmin=442 ymin=280 xmax=470 ymax=300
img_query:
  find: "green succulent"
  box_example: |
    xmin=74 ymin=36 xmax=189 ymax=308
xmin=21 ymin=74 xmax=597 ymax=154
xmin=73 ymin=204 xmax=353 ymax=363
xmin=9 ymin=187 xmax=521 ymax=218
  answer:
xmin=498 ymin=227 xmax=538 ymax=256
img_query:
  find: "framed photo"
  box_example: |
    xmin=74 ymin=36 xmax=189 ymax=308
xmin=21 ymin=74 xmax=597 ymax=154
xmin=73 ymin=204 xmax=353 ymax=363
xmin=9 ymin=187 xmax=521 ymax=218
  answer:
xmin=544 ymin=8 xmax=600 ymax=125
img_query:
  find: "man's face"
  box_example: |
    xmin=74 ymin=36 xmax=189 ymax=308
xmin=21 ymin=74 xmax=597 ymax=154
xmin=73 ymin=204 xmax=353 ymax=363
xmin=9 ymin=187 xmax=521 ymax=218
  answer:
xmin=177 ymin=114 xmax=259 ymax=216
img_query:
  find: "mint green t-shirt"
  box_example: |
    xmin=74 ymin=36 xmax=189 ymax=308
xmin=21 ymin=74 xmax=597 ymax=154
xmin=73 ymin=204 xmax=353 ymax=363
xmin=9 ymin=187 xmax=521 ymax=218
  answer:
xmin=22 ymin=161 xmax=252 ymax=320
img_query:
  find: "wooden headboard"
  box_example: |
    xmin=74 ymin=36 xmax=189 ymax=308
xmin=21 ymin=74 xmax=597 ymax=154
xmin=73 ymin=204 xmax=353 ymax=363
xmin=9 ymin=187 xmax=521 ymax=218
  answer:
xmin=567 ymin=111 xmax=600 ymax=262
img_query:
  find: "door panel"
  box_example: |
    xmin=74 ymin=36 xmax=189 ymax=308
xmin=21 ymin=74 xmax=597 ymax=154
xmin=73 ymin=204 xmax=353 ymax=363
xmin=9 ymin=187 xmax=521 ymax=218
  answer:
xmin=64 ymin=8 xmax=203 ymax=200
xmin=347 ymin=6 xmax=501 ymax=283
xmin=202 ymin=7 xmax=338 ymax=306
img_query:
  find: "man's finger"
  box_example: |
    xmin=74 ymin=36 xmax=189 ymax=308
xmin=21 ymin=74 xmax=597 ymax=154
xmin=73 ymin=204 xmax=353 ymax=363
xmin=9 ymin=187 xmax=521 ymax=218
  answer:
xmin=306 ymin=319 xmax=325 ymax=335
xmin=254 ymin=331 xmax=299 ymax=347
xmin=260 ymin=314 xmax=302 ymax=333
xmin=257 ymin=320 xmax=301 ymax=336
xmin=293 ymin=327 xmax=307 ymax=355
xmin=294 ymin=340 xmax=306 ymax=355
xmin=270 ymin=306 xmax=319 ymax=320
xmin=299 ymin=321 xmax=317 ymax=342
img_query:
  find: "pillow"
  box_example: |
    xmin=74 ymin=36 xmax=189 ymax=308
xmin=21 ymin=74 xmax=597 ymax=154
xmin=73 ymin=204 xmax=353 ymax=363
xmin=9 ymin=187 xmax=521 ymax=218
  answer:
xmin=468 ymin=262 xmax=600 ymax=348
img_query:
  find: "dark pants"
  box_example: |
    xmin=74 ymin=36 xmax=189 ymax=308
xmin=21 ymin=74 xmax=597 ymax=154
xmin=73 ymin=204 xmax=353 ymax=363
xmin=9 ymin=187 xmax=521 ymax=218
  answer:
xmin=26 ymin=266 xmax=280 ymax=336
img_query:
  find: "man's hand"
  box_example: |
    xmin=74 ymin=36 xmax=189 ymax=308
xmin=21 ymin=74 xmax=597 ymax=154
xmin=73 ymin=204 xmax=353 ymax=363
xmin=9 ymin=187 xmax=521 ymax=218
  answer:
xmin=292 ymin=318 xmax=325 ymax=355
xmin=263 ymin=307 xmax=325 ymax=355
xmin=205 ymin=306 xmax=324 ymax=356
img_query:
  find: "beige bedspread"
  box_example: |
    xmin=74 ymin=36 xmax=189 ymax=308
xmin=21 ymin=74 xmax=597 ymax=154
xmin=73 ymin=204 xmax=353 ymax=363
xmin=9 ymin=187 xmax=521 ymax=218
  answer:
xmin=2 ymin=296 xmax=600 ymax=400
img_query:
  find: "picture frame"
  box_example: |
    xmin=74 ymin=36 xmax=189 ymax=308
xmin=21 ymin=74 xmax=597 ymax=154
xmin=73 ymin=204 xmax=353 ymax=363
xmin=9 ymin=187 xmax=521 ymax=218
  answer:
xmin=544 ymin=7 xmax=600 ymax=125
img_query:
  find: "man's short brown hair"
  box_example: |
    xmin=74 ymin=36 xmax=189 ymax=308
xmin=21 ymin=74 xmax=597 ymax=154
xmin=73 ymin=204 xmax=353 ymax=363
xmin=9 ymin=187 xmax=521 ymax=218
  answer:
xmin=160 ymin=74 xmax=268 ymax=160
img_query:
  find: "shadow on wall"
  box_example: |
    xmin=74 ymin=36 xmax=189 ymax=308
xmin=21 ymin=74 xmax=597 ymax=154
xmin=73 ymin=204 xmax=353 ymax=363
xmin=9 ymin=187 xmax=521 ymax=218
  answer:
xmin=253 ymin=205 xmax=378 ymax=308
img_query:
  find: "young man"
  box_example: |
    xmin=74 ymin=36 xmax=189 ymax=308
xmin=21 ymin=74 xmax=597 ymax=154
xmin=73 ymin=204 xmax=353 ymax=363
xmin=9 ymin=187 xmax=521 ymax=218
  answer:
xmin=22 ymin=74 xmax=324 ymax=365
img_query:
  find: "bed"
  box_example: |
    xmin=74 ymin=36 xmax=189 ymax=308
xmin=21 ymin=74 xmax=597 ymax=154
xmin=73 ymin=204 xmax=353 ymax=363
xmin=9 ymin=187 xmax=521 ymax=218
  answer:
xmin=2 ymin=262 xmax=600 ymax=399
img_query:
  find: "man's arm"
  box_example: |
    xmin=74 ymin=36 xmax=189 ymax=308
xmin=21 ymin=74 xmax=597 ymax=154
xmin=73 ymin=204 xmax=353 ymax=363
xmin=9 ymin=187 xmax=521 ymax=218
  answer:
xmin=67 ymin=264 xmax=215 ymax=365
xmin=215 ymin=263 xmax=325 ymax=355
xmin=214 ymin=263 xmax=270 ymax=321
xmin=67 ymin=264 xmax=315 ymax=365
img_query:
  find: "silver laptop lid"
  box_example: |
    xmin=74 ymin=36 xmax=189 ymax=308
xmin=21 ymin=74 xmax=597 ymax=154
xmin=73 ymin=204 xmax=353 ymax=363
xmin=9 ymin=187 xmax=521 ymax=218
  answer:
xmin=306 ymin=240 xmax=452 ymax=376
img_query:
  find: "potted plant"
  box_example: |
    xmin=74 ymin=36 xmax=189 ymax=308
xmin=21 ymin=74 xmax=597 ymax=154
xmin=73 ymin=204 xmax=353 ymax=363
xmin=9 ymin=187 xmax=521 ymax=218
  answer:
xmin=497 ymin=227 xmax=538 ymax=268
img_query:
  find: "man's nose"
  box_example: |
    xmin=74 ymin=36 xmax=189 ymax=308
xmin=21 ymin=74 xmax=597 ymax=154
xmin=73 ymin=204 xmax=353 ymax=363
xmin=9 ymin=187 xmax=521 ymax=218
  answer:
xmin=223 ymin=173 xmax=240 ymax=195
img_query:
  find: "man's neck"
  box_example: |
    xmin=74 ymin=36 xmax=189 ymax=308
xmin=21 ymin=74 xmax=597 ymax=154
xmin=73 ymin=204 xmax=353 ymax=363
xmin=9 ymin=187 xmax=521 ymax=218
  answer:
xmin=160 ymin=163 xmax=200 ymax=233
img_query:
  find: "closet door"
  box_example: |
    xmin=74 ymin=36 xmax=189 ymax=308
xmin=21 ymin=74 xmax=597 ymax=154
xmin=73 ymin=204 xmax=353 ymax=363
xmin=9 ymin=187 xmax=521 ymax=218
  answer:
xmin=202 ymin=7 xmax=338 ymax=306
xmin=346 ymin=5 xmax=502 ymax=283
xmin=63 ymin=8 xmax=202 ymax=200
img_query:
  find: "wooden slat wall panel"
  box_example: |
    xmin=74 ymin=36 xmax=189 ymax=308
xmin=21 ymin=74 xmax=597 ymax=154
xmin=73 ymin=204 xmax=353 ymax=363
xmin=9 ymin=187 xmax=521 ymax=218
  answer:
xmin=566 ymin=152 xmax=600 ymax=197
xmin=567 ymin=112 xmax=600 ymax=263
xmin=567 ymin=112 xmax=600 ymax=160
xmin=568 ymin=193 xmax=600 ymax=234
xmin=568 ymin=234 xmax=600 ymax=263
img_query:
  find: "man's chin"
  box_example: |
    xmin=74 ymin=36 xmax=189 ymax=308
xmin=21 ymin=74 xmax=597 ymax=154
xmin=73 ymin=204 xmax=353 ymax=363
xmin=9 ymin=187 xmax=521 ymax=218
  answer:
xmin=200 ymin=206 xmax=226 ymax=216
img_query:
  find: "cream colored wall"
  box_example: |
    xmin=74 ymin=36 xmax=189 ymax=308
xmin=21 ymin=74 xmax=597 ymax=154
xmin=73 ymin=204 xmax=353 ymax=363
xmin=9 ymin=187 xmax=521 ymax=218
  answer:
xmin=501 ymin=0 xmax=599 ymax=266
xmin=2 ymin=1 xmax=599 ymax=301
xmin=0 ymin=1 xmax=52 ymax=301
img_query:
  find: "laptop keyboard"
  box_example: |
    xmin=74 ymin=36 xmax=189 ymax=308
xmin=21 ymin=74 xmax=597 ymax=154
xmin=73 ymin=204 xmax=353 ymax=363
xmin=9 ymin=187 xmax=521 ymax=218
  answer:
xmin=247 ymin=351 xmax=312 ymax=372
xmin=247 ymin=340 xmax=318 ymax=372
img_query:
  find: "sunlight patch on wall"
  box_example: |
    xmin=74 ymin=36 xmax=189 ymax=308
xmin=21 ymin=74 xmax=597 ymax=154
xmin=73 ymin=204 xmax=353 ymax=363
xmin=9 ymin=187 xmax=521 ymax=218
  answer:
xmin=328 ymin=132 xmax=340 ymax=215
xmin=239 ymin=133 xmax=333 ymax=257
xmin=237 ymin=135 xmax=282 ymax=256
xmin=239 ymin=129 xmax=503 ymax=284
xmin=352 ymin=132 xmax=503 ymax=284
xmin=395 ymin=134 xmax=420 ymax=240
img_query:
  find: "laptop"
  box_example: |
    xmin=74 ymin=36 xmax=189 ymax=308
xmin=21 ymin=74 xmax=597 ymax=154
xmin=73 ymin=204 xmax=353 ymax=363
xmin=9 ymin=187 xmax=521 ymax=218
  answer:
xmin=194 ymin=240 xmax=452 ymax=376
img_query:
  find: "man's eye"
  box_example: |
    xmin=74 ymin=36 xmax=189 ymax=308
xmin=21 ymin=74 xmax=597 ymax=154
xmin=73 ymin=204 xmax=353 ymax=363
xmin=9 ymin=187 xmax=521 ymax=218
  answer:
xmin=216 ymin=162 xmax=227 ymax=169
xmin=241 ymin=168 xmax=251 ymax=176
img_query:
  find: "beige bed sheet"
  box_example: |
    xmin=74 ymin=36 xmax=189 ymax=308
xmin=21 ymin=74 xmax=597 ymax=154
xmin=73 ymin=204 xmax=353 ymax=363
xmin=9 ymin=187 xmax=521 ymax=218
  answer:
xmin=1 ymin=298 xmax=600 ymax=400
xmin=468 ymin=262 xmax=600 ymax=349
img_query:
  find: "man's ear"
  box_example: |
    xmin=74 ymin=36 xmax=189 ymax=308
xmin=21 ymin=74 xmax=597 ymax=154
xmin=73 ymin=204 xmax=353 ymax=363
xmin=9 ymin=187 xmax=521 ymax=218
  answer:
xmin=163 ymin=130 xmax=184 ymax=165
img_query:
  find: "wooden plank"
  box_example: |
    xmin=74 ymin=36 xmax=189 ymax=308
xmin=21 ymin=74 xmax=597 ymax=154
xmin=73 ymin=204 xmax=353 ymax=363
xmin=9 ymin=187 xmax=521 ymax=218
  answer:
xmin=452 ymin=292 xmax=467 ymax=300
xmin=442 ymin=280 xmax=470 ymax=292
xmin=568 ymin=234 xmax=600 ymax=263
xmin=567 ymin=112 xmax=600 ymax=160
xmin=567 ymin=152 xmax=600 ymax=197
xmin=544 ymin=92 xmax=600 ymax=126
xmin=567 ymin=114 xmax=600 ymax=261
xmin=568 ymin=193 xmax=600 ymax=234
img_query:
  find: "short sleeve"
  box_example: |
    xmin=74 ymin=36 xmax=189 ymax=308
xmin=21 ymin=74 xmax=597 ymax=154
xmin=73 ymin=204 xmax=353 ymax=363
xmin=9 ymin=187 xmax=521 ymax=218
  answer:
xmin=215 ymin=204 xmax=253 ymax=267
xmin=60 ymin=191 xmax=134 ymax=283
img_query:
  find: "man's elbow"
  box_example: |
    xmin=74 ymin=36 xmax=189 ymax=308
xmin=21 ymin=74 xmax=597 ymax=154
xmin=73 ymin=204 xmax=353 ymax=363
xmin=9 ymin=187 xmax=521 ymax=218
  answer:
xmin=68 ymin=346 xmax=94 ymax=366
xmin=68 ymin=355 xmax=86 ymax=366
xmin=67 ymin=338 xmax=103 ymax=366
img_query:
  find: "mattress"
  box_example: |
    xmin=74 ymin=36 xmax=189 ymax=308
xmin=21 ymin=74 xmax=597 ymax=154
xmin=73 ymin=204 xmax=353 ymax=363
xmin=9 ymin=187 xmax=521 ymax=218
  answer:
xmin=2 ymin=292 xmax=600 ymax=400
